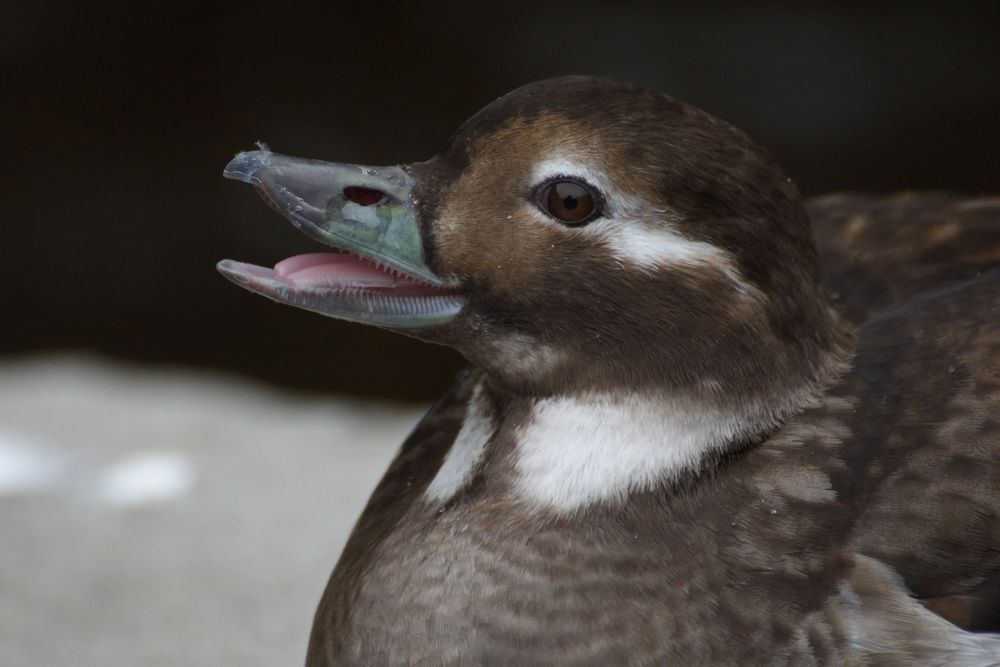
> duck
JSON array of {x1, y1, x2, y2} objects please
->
[{"x1": 218, "y1": 76, "x2": 1000, "y2": 666}]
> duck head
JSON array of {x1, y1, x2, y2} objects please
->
[{"x1": 220, "y1": 77, "x2": 848, "y2": 413}]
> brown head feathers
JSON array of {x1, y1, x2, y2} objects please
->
[{"x1": 410, "y1": 76, "x2": 850, "y2": 421}]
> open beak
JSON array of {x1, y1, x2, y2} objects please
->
[{"x1": 217, "y1": 148, "x2": 463, "y2": 329}]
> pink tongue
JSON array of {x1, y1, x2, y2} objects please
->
[{"x1": 274, "y1": 253, "x2": 410, "y2": 288}]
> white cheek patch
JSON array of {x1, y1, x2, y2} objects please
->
[
  {"x1": 487, "y1": 333, "x2": 565, "y2": 380},
  {"x1": 425, "y1": 383, "x2": 495, "y2": 503},
  {"x1": 513, "y1": 393, "x2": 746, "y2": 513}
]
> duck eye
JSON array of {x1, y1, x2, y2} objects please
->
[{"x1": 540, "y1": 180, "x2": 597, "y2": 225}]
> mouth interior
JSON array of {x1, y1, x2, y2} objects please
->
[
  {"x1": 218, "y1": 246, "x2": 463, "y2": 328},
  {"x1": 266, "y1": 251, "x2": 454, "y2": 296}
]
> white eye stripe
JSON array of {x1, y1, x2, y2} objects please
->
[
  {"x1": 583, "y1": 218, "x2": 731, "y2": 270},
  {"x1": 532, "y1": 157, "x2": 754, "y2": 290}
]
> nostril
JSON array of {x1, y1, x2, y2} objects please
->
[{"x1": 343, "y1": 186, "x2": 388, "y2": 206}]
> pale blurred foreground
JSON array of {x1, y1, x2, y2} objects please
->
[{"x1": 0, "y1": 355, "x2": 419, "y2": 666}]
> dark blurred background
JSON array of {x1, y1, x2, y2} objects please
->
[{"x1": 5, "y1": 2, "x2": 999, "y2": 399}]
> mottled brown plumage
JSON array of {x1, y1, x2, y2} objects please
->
[
  {"x1": 309, "y1": 239, "x2": 1000, "y2": 662},
  {"x1": 222, "y1": 77, "x2": 1000, "y2": 665},
  {"x1": 813, "y1": 193, "x2": 1000, "y2": 632}
]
